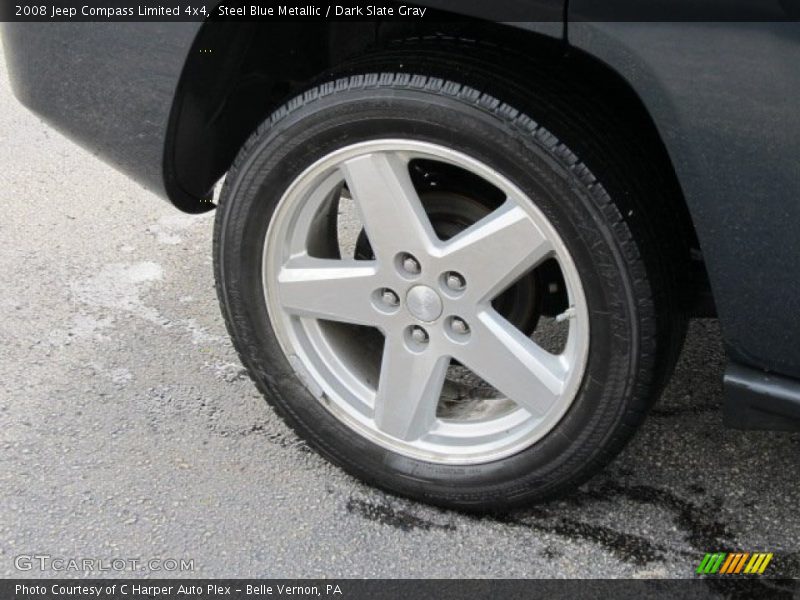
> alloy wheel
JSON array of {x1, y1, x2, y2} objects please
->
[{"x1": 263, "y1": 139, "x2": 589, "y2": 464}]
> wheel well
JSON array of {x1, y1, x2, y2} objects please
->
[
  {"x1": 166, "y1": 16, "x2": 711, "y2": 314},
  {"x1": 166, "y1": 17, "x2": 555, "y2": 210}
]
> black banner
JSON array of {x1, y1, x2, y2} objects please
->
[
  {"x1": 1, "y1": 1, "x2": 557, "y2": 23},
  {"x1": 1, "y1": 0, "x2": 800, "y2": 22},
  {"x1": 2, "y1": 579, "x2": 800, "y2": 600}
]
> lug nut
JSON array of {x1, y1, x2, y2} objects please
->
[
  {"x1": 410, "y1": 326, "x2": 429, "y2": 344},
  {"x1": 381, "y1": 289, "x2": 399, "y2": 307},
  {"x1": 450, "y1": 317, "x2": 469, "y2": 335},
  {"x1": 445, "y1": 271, "x2": 466, "y2": 291},
  {"x1": 401, "y1": 254, "x2": 421, "y2": 275}
]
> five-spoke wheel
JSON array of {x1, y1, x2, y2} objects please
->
[
  {"x1": 214, "y1": 68, "x2": 676, "y2": 509},
  {"x1": 264, "y1": 141, "x2": 589, "y2": 463}
]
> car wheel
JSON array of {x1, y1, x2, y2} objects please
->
[{"x1": 213, "y1": 71, "x2": 671, "y2": 510}]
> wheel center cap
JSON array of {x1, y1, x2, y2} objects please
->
[{"x1": 406, "y1": 285, "x2": 443, "y2": 323}]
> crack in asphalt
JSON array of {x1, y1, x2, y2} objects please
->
[
  {"x1": 498, "y1": 510, "x2": 667, "y2": 566},
  {"x1": 557, "y1": 480, "x2": 735, "y2": 553},
  {"x1": 346, "y1": 497, "x2": 456, "y2": 532},
  {"x1": 344, "y1": 478, "x2": 795, "y2": 580}
]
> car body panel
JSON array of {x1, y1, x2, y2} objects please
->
[
  {"x1": 1, "y1": 22, "x2": 202, "y2": 208},
  {"x1": 568, "y1": 21, "x2": 800, "y2": 378}
]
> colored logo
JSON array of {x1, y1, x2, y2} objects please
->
[{"x1": 696, "y1": 552, "x2": 773, "y2": 575}]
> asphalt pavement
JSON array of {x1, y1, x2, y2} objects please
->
[{"x1": 1, "y1": 44, "x2": 799, "y2": 583}]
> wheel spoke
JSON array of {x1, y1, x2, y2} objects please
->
[
  {"x1": 277, "y1": 257, "x2": 381, "y2": 326},
  {"x1": 373, "y1": 335, "x2": 449, "y2": 441},
  {"x1": 440, "y1": 199, "x2": 552, "y2": 302},
  {"x1": 340, "y1": 151, "x2": 437, "y2": 262},
  {"x1": 455, "y1": 310, "x2": 567, "y2": 417}
]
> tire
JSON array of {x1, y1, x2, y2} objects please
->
[{"x1": 214, "y1": 68, "x2": 676, "y2": 511}]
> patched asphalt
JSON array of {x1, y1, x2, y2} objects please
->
[{"x1": 1, "y1": 45, "x2": 798, "y2": 586}]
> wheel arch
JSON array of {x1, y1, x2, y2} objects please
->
[
  {"x1": 164, "y1": 16, "x2": 562, "y2": 211},
  {"x1": 165, "y1": 15, "x2": 710, "y2": 313}
]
